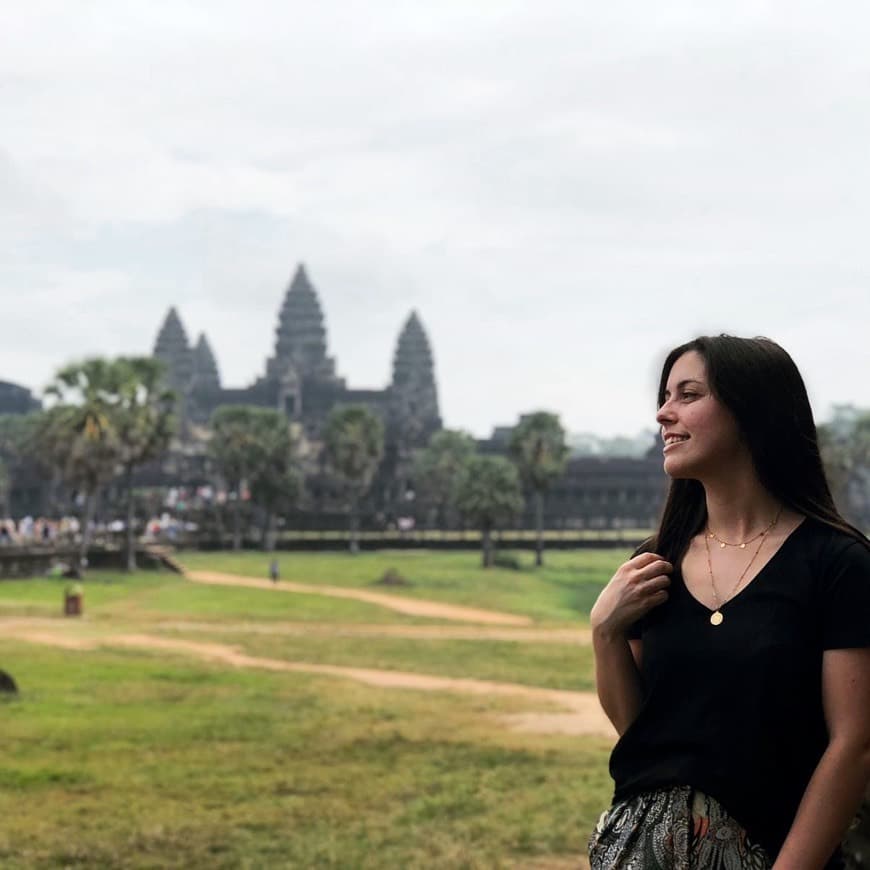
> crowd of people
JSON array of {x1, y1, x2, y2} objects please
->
[
  {"x1": 0, "y1": 516, "x2": 80, "y2": 546},
  {"x1": 0, "y1": 513, "x2": 196, "y2": 548}
]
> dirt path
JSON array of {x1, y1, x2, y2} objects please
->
[
  {"x1": 154, "y1": 620, "x2": 592, "y2": 644},
  {"x1": 2, "y1": 619, "x2": 613, "y2": 738},
  {"x1": 186, "y1": 570, "x2": 533, "y2": 626}
]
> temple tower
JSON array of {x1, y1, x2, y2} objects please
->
[
  {"x1": 191, "y1": 333, "x2": 221, "y2": 392},
  {"x1": 265, "y1": 264, "x2": 337, "y2": 382},
  {"x1": 389, "y1": 311, "x2": 441, "y2": 447},
  {"x1": 153, "y1": 307, "x2": 193, "y2": 395}
]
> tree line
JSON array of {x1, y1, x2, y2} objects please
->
[
  {"x1": 205, "y1": 406, "x2": 572, "y2": 568},
  {"x1": 1, "y1": 355, "x2": 866, "y2": 573},
  {"x1": 0, "y1": 356, "x2": 574, "y2": 570}
]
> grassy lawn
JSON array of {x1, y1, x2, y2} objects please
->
[
  {"x1": 0, "y1": 573, "x2": 430, "y2": 626},
  {"x1": 179, "y1": 548, "x2": 628, "y2": 624},
  {"x1": 159, "y1": 628, "x2": 597, "y2": 693},
  {"x1": 0, "y1": 549, "x2": 623, "y2": 868}
]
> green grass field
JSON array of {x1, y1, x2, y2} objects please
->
[
  {"x1": 179, "y1": 549, "x2": 623, "y2": 624},
  {"x1": 0, "y1": 549, "x2": 625, "y2": 869}
]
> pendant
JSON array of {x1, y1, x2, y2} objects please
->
[
  {"x1": 719, "y1": 542, "x2": 725, "y2": 548},
  {"x1": 710, "y1": 611, "x2": 724, "y2": 626}
]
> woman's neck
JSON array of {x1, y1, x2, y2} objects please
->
[{"x1": 701, "y1": 466, "x2": 782, "y2": 541}]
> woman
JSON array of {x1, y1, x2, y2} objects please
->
[{"x1": 588, "y1": 335, "x2": 870, "y2": 870}]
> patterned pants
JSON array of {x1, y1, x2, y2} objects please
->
[{"x1": 588, "y1": 785, "x2": 773, "y2": 870}]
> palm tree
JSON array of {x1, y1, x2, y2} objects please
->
[
  {"x1": 246, "y1": 411, "x2": 302, "y2": 551},
  {"x1": 42, "y1": 359, "x2": 125, "y2": 568},
  {"x1": 412, "y1": 429, "x2": 476, "y2": 531},
  {"x1": 456, "y1": 455, "x2": 524, "y2": 568},
  {"x1": 509, "y1": 412, "x2": 569, "y2": 567},
  {"x1": 322, "y1": 405, "x2": 384, "y2": 554},
  {"x1": 209, "y1": 406, "x2": 272, "y2": 550},
  {"x1": 113, "y1": 357, "x2": 177, "y2": 570}
]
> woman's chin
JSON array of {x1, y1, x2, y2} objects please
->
[{"x1": 663, "y1": 455, "x2": 697, "y2": 479}]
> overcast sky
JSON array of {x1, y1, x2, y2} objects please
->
[{"x1": 2, "y1": 2, "x2": 869, "y2": 437}]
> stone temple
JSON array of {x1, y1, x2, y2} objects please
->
[
  {"x1": 152, "y1": 264, "x2": 442, "y2": 509},
  {"x1": 149, "y1": 266, "x2": 666, "y2": 530},
  {"x1": 1, "y1": 266, "x2": 667, "y2": 526}
]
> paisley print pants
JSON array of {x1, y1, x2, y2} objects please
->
[{"x1": 588, "y1": 785, "x2": 772, "y2": 870}]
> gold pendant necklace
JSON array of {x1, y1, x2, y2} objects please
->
[
  {"x1": 703, "y1": 507, "x2": 782, "y2": 626},
  {"x1": 707, "y1": 510, "x2": 781, "y2": 549}
]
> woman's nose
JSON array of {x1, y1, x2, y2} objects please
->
[{"x1": 655, "y1": 401, "x2": 676, "y2": 425}]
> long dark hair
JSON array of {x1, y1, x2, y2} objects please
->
[{"x1": 652, "y1": 335, "x2": 868, "y2": 565}]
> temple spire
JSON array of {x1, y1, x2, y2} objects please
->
[
  {"x1": 192, "y1": 333, "x2": 221, "y2": 391},
  {"x1": 153, "y1": 306, "x2": 193, "y2": 393},
  {"x1": 392, "y1": 310, "x2": 435, "y2": 386},
  {"x1": 390, "y1": 310, "x2": 441, "y2": 445},
  {"x1": 266, "y1": 263, "x2": 336, "y2": 381}
]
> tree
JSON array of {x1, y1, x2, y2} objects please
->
[
  {"x1": 112, "y1": 357, "x2": 177, "y2": 570},
  {"x1": 412, "y1": 429, "x2": 476, "y2": 530},
  {"x1": 819, "y1": 408, "x2": 870, "y2": 530},
  {"x1": 456, "y1": 455, "x2": 524, "y2": 568},
  {"x1": 209, "y1": 406, "x2": 272, "y2": 550},
  {"x1": 322, "y1": 405, "x2": 384, "y2": 554},
  {"x1": 246, "y1": 412, "x2": 302, "y2": 551},
  {"x1": 0, "y1": 414, "x2": 35, "y2": 463},
  {"x1": 42, "y1": 359, "x2": 125, "y2": 568},
  {"x1": 31, "y1": 358, "x2": 176, "y2": 569},
  {"x1": 0, "y1": 457, "x2": 9, "y2": 518},
  {"x1": 0, "y1": 412, "x2": 45, "y2": 515},
  {"x1": 509, "y1": 412, "x2": 569, "y2": 566},
  {"x1": 815, "y1": 408, "x2": 870, "y2": 870}
]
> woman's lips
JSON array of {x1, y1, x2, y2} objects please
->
[{"x1": 663, "y1": 435, "x2": 689, "y2": 453}]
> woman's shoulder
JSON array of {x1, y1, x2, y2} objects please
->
[
  {"x1": 797, "y1": 518, "x2": 870, "y2": 649},
  {"x1": 796, "y1": 516, "x2": 870, "y2": 575}
]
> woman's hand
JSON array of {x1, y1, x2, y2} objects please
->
[{"x1": 590, "y1": 551, "x2": 672, "y2": 638}]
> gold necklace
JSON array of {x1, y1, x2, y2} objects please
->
[
  {"x1": 707, "y1": 507, "x2": 782, "y2": 549},
  {"x1": 703, "y1": 508, "x2": 782, "y2": 626}
]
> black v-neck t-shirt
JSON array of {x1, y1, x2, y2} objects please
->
[{"x1": 609, "y1": 518, "x2": 870, "y2": 866}]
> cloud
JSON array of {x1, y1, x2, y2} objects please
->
[{"x1": 1, "y1": 2, "x2": 869, "y2": 434}]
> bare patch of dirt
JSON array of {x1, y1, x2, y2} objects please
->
[
  {"x1": 153, "y1": 620, "x2": 592, "y2": 644},
  {"x1": 0, "y1": 618, "x2": 100, "y2": 649},
  {"x1": 2, "y1": 621, "x2": 613, "y2": 738},
  {"x1": 7, "y1": 630, "x2": 97, "y2": 650},
  {"x1": 186, "y1": 570, "x2": 533, "y2": 626}
]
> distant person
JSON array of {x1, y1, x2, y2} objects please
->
[
  {"x1": 269, "y1": 559, "x2": 279, "y2": 583},
  {"x1": 588, "y1": 335, "x2": 870, "y2": 870}
]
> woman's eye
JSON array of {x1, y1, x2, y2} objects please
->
[{"x1": 680, "y1": 392, "x2": 697, "y2": 400}]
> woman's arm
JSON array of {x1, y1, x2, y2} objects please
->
[
  {"x1": 773, "y1": 647, "x2": 870, "y2": 869},
  {"x1": 592, "y1": 629, "x2": 643, "y2": 736},
  {"x1": 590, "y1": 551, "x2": 670, "y2": 736}
]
